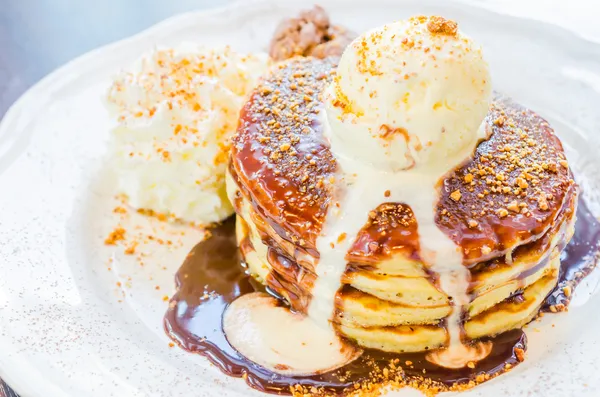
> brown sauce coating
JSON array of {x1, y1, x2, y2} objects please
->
[
  {"x1": 236, "y1": 171, "x2": 577, "y2": 318},
  {"x1": 438, "y1": 96, "x2": 576, "y2": 264},
  {"x1": 265, "y1": 247, "x2": 316, "y2": 312},
  {"x1": 230, "y1": 58, "x2": 576, "y2": 266},
  {"x1": 347, "y1": 203, "x2": 421, "y2": 264},
  {"x1": 470, "y1": 186, "x2": 577, "y2": 285},
  {"x1": 231, "y1": 57, "x2": 338, "y2": 255}
]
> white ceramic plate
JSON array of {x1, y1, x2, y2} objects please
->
[{"x1": 1, "y1": 1, "x2": 600, "y2": 396}]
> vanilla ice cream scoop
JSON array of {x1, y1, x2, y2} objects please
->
[{"x1": 324, "y1": 16, "x2": 491, "y2": 171}]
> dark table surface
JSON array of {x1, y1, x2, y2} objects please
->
[
  {"x1": 0, "y1": 0, "x2": 226, "y2": 119},
  {"x1": 0, "y1": 1, "x2": 227, "y2": 394}
]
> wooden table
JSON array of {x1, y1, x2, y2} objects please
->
[{"x1": 0, "y1": 1, "x2": 226, "y2": 394}]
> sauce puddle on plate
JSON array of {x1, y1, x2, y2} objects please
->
[{"x1": 164, "y1": 199, "x2": 600, "y2": 395}]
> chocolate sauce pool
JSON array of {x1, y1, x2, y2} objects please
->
[
  {"x1": 164, "y1": 199, "x2": 600, "y2": 395},
  {"x1": 543, "y1": 200, "x2": 600, "y2": 310}
]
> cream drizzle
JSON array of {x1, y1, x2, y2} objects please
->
[
  {"x1": 223, "y1": 292, "x2": 361, "y2": 375},
  {"x1": 309, "y1": 112, "x2": 491, "y2": 369},
  {"x1": 224, "y1": 101, "x2": 492, "y2": 375}
]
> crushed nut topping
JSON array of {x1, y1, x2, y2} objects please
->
[
  {"x1": 426, "y1": 16, "x2": 458, "y2": 36},
  {"x1": 450, "y1": 190, "x2": 462, "y2": 202}
]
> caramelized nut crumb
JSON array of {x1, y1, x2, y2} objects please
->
[
  {"x1": 514, "y1": 348, "x2": 525, "y2": 362},
  {"x1": 507, "y1": 201, "x2": 519, "y2": 212},
  {"x1": 450, "y1": 190, "x2": 462, "y2": 201},
  {"x1": 515, "y1": 178, "x2": 528, "y2": 189},
  {"x1": 427, "y1": 16, "x2": 458, "y2": 36}
]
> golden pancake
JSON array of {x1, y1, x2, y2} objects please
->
[{"x1": 227, "y1": 57, "x2": 577, "y2": 354}]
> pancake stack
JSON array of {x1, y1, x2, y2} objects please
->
[{"x1": 226, "y1": 57, "x2": 577, "y2": 353}]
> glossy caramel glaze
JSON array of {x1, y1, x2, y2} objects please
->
[
  {"x1": 437, "y1": 96, "x2": 576, "y2": 264},
  {"x1": 231, "y1": 57, "x2": 338, "y2": 257},
  {"x1": 230, "y1": 58, "x2": 576, "y2": 267},
  {"x1": 265, "y1": 247, "x2": 316, "y2": 312},
  {"x1": 470, "y1": 185, "x2": 577, "y2": 285},
  {"x1": 347, "y1": 203, "x2": 420, "y2": 265}
]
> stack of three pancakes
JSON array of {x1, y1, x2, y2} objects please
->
[{"x1": 226, "y1": 57, "x2": 577, "y2": 354}]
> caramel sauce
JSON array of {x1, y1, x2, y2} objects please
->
[
  {"x1": 231, "y1": 55, "x2": 577, "y2": 269},
  {"x1": 163, "y1": 198, "x2": 600, "y2": 395},
  {"x1": 265, "y1": 247, "x2": 315, "y2": 312},
  {"x1": 347, "y1": 203, "x2": 420, "y2": 264}
]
